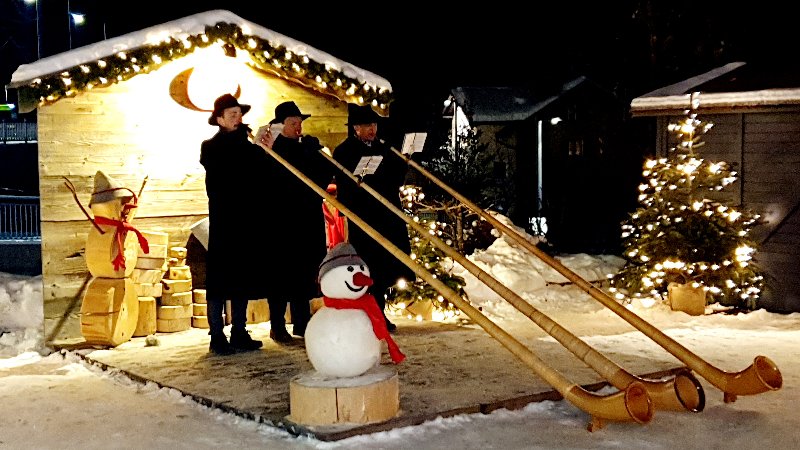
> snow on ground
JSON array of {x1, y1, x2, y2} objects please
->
[{"x1": 2, "y1": 223, "x2": 798, "y2": 449}]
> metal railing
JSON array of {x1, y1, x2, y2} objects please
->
[
  {"x1": 0, "y1": 122, "x2": 38, "y2": 143},
  {"x1": 0, "y1": 196, "x2": 41, "y2": 241}
]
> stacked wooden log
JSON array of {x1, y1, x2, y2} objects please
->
[
  {"x1": 191, "y1": 288, "x2": 210, "y2": 328},
  {"x1": 131, "y1": 230, "x2": 169, "y2": 337},
  {"x1": 157, "y1": 246, "x2": 193, "y2": 332}
]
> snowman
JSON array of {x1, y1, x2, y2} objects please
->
[{"x1": 305, "y1": 242, "x2": 405, "y2": 378}]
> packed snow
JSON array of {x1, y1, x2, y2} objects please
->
[{"x1": 2, "y1": 218, "x2": 798, "y2": 449}]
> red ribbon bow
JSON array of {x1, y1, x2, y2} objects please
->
[
  {"x1": 322, "y1": 201, "x2": 347, "y2": 250},
  {"x1": 323, "y1": 294, "x2": 405, "y2": 364},
  {"x1": 93, "y1": 216, "x2": 150, "y2": 271}
]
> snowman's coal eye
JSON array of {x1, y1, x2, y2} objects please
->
[
  {"x1": 346, "y1": 266, "x2": 355, "y2": 272},
  {"x1": 359, "y1": 265, "x2": 365, "y2": 271}
]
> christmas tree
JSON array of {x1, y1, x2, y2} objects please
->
[
  {"x1": 387, "y1": 184, "x2": 466, "y2": 321},
  {"x1": 610, "y1": 96, "x2": 765, "y2": 310}
]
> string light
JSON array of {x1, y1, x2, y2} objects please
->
[
  {"x1": 610, "y1": 97, "x2": 765, "y2": 310},
  {"x1": 19, "y1": 22, "x2": 394, "y2": 111}
]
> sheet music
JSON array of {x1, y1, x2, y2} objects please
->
[
  {"x1": 354, "y1": 155, "x2": 384, "y2": 177},
  {"x1": 402, "y1": 132, "x2": 427, "y2": 154}
]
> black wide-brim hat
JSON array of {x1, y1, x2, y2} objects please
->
[
  {"x1": 347, "y1": 103, "x2": 384, "y2": 125},
  {"x1": 208, "y1": 93, "x2": 251, "y2": 125},
  {"x1": 269, "y1": 101, "x2": 311, "y2": 124}
]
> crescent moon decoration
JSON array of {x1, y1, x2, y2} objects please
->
[
  {"x1": 169, "y1": 67, "x2": 241, "y2": 112},
  {"x1": 169, "y1": 68, "x2": 203, "y2": 111}
]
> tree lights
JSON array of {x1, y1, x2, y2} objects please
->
[
  {"x1": 387, "y1": 184, "x2": 466, "y2": 321},
  {"x1": 610, "y1": 95, "x2": 765, "y2": 310}
]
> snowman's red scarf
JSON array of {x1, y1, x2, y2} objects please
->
[
  {"x1": 93, "y1": 216, "x2": 150, "y2": 270},
  {"x1": 323, "y1": 294, "x2": 405, "y2": 364}
]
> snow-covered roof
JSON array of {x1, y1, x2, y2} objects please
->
[
  {"x1": 7, "y1": 10, "x2": 393, "y2": 111},
  {"x1": 450, "y1": 77, "x2": 614, "y2": 123},
  {"x1": 630, "y1": 62, "x2": 800, "y2": 116}
]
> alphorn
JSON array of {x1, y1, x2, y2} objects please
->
[
  {"x1": 388, "y1": 142, "x2": 783, "y2": 403},
  {"x1": 321, "y1": 151, "x2": 703, "y2": 413},
  {"x1": 258, "y1": 143, "x2": 654, "y2": 431}
]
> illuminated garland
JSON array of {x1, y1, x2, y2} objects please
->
[{"x1": 21, "y1": 22, "x2": 394, "y2": 110}]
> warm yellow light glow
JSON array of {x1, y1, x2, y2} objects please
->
[{"x1": 187, "y1": 45, "x2": 244, "y2": 111}]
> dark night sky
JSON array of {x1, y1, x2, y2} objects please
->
[{"x1": 2, "y1": 0, "x2": 798, "y2": 127}]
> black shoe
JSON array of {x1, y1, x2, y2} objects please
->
[
  {"x1": 209, "y1": 334, "x2": 234, "y2": 355},
  {"x1": 270, "y1": 328, "x2": 294, "y2": 344},
  {"x1": 292, "y1": 325, "x2": 306, "y2": 338},
  {"x1": 230, "y1": 329, "x2": 263, "y2": 351},
  {"x1": 385, "y1": 319, "x2": 397, "y2": 332}
]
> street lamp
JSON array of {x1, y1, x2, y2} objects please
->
[
  {"x1": 66, "y1": 0, "x2": 85, "y2": 49},
  {"x1": 23, "y1": 0, "x2": 40, "y2": 59}
]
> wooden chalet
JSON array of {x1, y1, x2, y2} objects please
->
[
  {"x1": 446, "y1": 78, "x2": 641, "y2": 254},
  {"x1": 5, "y1": 10, "x2": 393, "y2": 342}
]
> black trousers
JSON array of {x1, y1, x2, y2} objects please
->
[
  {"x1": 207, "y1": 298, "x2": 248, "y2": 336},
  {"x1": 268, "y1": 298, "x2": 311, "y2": 334}
]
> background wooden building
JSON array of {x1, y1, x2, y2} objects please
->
[
  {"x1": 6, "y1": 10, "x2": 394, "y2": 342},
  {"x1": 445, "y1": 78, "x2": 642, "y2": 254},
  {"x1": 630, "y1": 62, "x2": 800, "y2": 313}
]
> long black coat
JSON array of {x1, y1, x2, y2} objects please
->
[
  {"x1": 200, "y1": 127, "x2": 327, "y2": 302},
  {"x1": 266, "y1": 134, "x2": 330, "y2": 300},
  {"x1": 332, "y1": 136, "x2": 414, "y2": 296}
]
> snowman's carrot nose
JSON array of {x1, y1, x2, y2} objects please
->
[{"x1": 353, "y1": 271, "x2": 373, "y2": 287}]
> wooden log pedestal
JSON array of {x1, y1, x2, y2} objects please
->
[
  {"x1": 668, "y1": 282, "x2": 706, "y2": 316},
  {"x1": 289, "y1": 365, "x2": 399, "y2": 426}
]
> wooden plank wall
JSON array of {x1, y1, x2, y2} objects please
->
[
  {"x1": 37, "y1": 55, "x2": 358, "y2": 342},
  {"x1": 656, "y1": 112, "x2": 800, "y2": 312},
  {"x1": 741, "y1": 112, "x2": 800, "y2": 311}
]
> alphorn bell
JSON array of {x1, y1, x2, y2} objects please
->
[
  {"x1": 387, "y1": 142, "x2": 782, "y2": 404},
  {"x1": 257, "y1": 143, "x2": 654, "y2": 431}
]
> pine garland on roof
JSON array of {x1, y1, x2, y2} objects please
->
[{"x1": 21, "y1": 22, "x2": 394, "y2": 110}]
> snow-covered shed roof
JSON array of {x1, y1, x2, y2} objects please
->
[
  {"x1": 450, "y1": 77, "x2": 615, "y2": 123},
  {"x1": 7, "y1": 10, "x2": 393, "y2": 113},
  {"x1": 630, "y1": 61, "x2": 800, "y2": 116}
]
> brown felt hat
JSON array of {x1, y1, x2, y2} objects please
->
[{"x1": 208, "y1": 93, "x2": 251, "y2": 125}]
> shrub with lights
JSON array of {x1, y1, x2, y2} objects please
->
[
  {"x1": 386, "y1": 126, "x2": 506, "y2": 320},
  {"x1": 610, "y1": 96, "x2": 765, "y2": 310},
  {"x1": 386, "y1": 184, "x2": 467, "y2": 321}
]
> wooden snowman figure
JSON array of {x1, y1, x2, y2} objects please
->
[
  {"x1": 289, "y1": 242, "x2": 405, "y2": 426},
  {"x1": 80, "y1": 170, "x2": 148, "y2": 346}
]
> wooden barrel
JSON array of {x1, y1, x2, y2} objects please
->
[
  {"x1": 80, "y1": 277, "x2": 139, "y2": 346},
  {"x1": 289, "y1": 365, "x2": 399, "y2": 426},
  {"x1": 668, "y1": 282, "x2": 706, "y2": 316}
]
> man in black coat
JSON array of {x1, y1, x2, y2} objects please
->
[
  {"x1": 332, "y1": 104, "x2": 414, "y2": 331},
  {"x1": 200, "y1": 94, "x2": 268, "y2": 355},
  {"x1": 257, "y1": 101, "x2": 330, "y2": 344}
]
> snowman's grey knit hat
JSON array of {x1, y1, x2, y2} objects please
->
[{"x1": 318, "y1": 242, "x2": 365, "y2": 281}]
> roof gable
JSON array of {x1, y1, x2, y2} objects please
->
[
  {"x1": 7, "y1": 10, "x2": 393, "y2": 113},
  {"x1": 451, "y1": 77, "x2": 619, "y2": 124},
  {"x1": 631, "y1": 62, "x2": 800, "y2": 116}
]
